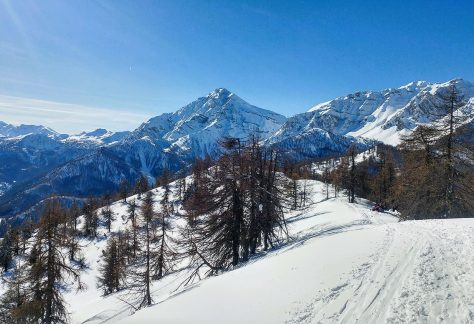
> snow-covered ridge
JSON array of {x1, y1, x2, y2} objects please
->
[
  {"x1": 0, "y1": 121, "x2": 59, "y2": 138},
  {"x1": 292, "y1": 78, "x2": 474, "y2": 145},
  {"x1": 0, "y1": 121, "x2": 130, "y2": 147},
  {"x1": 132, "y1": 87, "x2": 287, "y2": 157},
  {"x1": 65, "y1": 128, "x2": 131, "y2": 145}
]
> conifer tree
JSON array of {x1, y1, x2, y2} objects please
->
[
  {"x1": 19, "y1": 199, "x2": 84, "y2": 323},
  {"x1": 119, "y1": 179, "x2": 130, "y2": 203},
  {"x1": 127, "y1": 199, "x2": 139, "y2": 258},
  {"x1": 183, "y1": 157, "x2": 213, "y2": 227},
  {"x1": 69, "y1": 201, "x2": 81, "y2": 232},
  {"x1": 257, "y1": 148, "x2": 287, "y2": 251},
  {"x1": 0, "y1": 260, "x2": 29, "y2": 323},
  {"x1": 97, "y1": 235, "x2": 127, "y2": 295},
  {"x1": 283, "y1": 161, "x2": 300, "y2": 210},
  {"x1": 322, "y1": 164, "x2": 331, "y2": 199},
  {"x1": 371, "y1": 148, "x2": 396, "y2": 207},
  {"x1": 101, "y1": 194, "x2": 115, "y2": 233},
  {"x1": 19, "y1": 216, "x2": 35, "y2": 255},
  {"x1": 332, "y1": 156, "x2": 349, "y2": 199},
  {"x1": 0, "y1": 227, "x2": 14, "y2": 272},
  {"x1": 134, "y1": 175, "x2": 150, "y2": 199},
  {"x1": 129, "y1": 191, "x2": 155, "y2": 308},
  {"x1": 397, "y1": 83, "x2": 474, "y2": 218},
  {"x1": 348, "y1": 145, "x2": 357, "y2": 203},
  {"x1": 83, "y1": 197, "x2": 99, "y2": 238},
  {"x1": 182, "y1": 137, "x2": 288, "y2": 279},
  {"x1": 153, "y1": 171, "x2": 176, "y2": 279}
]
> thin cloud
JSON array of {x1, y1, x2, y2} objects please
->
[{"x1": 0, "y1": 94, "x2": 151, "y2": 134}]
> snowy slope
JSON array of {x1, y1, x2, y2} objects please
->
[
  {"x1": 15, "y1": 179, "x2": 469, "y2": 323},
  {"x1": 117, "y1": 184, "x2": 474, "y2": 324}
]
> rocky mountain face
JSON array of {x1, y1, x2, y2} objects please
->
[
  {"x1": 1, "y1": 79, "x2": 473, "y2": 220},
  {"x1": 122, "y1": 88, "x2": 287, "y2": 171}
]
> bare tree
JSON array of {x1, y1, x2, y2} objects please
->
[
  {"x1": 15, "y1": 199, "x2": 84, "y2": 323},
  {"x1": 97, "y1": 234, "x2": 127, "y2": 295},
  {"x1": 181, "y1": 137, "x2": 288, "y2": 282}
]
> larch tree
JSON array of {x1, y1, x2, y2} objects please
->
[
  {"x1": 119, "y1": 179, "x2": 130, "y2": 203},
  {"x1": 0, "y1": 226, "x2": 14, "y2": 272},
  {"x1": 127, "y1": 198, "x2": 139, "y2": 258},
  {"x1": 82, "y1": 197, "x2": 99, "y2": 238},
  {"x1": 18, "y1": 199, "x2": 84, "y2": 323},
  {"x1": 348, "y1": 145, "x2": 357, "y2": 203},
  {"x1": 97, "y1": 234, "x2": 127, "y2": 295},
  {"x1": 134, "y1": 175, "x2": 150, "y2": 199},
  {"x1": 181, "y1": 137, "x2": 288, "y2": 283},
  {"x1": 101, "y1": 194, "x2": 115, "y2": 233},
  {"x1": 153, "y1": 170, "x2": 176, "y2": 280},
  {"x1": 128, "y1": 191, "x2": 156, "y2": 308},
  {"x1": 0, "y1": 259, "x2": 29, "y2": 323}
]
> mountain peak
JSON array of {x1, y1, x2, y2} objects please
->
[
  {"x1": 0, "y1": 122, "x2": 58, "y2": 138},
  {"x1": 208, "y1": 88, "x2": 233, "y2": 99},
  {"x1": 80, "y1": 128, "x2": 109, "y2": 137},
  {"x1": 398, "y1": 80, "x2": 430, "y2": 91}
]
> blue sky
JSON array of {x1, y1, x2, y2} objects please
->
[{"x1": 1, "y1": 0, "x2": 474, "y2": 133}]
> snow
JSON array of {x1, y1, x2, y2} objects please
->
[
  {"x1": 293, "y1": 78, "x2": 474, "y2": 146},
  {"x1": 0, "y1": 121, "x2": 59, "y2": 138},
  {"x1": 9, "y1": 179, "x2": 468, "y2": 323},
  {"x1": 119, "y1": 189, "x2": 474, "y2": 323},
  {"x1": 64, "y1": 129, "x2": 131, "y2": 146},
  {"x1": 0, "y1": 181, "x2": 12, "y2": 197}
]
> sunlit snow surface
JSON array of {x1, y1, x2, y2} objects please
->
[
  {"x1": 26, "y1": 179, "x2": 472, "y2": 324},
  {"x1": 283, "y1": 78, "x2": 474, "y2": 146}
]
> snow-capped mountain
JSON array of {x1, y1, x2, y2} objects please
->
[
  {"x1": 267, "y1": 127, "x2": 375, "y2": 161},
  {"x1": 112, "y1": 88, "x2": 288, "y2": 177},
  {"x1": 275, "y1": 78, "x2": 474, "y2": 145},
  {"x1": 65, "y1": 128, "x2": 132, "y2": 146},
  {"x1": 0, "y1": 121, "x2": 59, "y2": 138},
  {"x1": 85, "y1": 88, "x2": 287, "y2": 178},
  {"x1": 131, "y1": 88, "x2": 287, "y2": 157}
]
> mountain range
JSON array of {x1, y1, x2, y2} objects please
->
[{"x1": 1, "y1": 78, "x2": 473, "y2": 221}]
